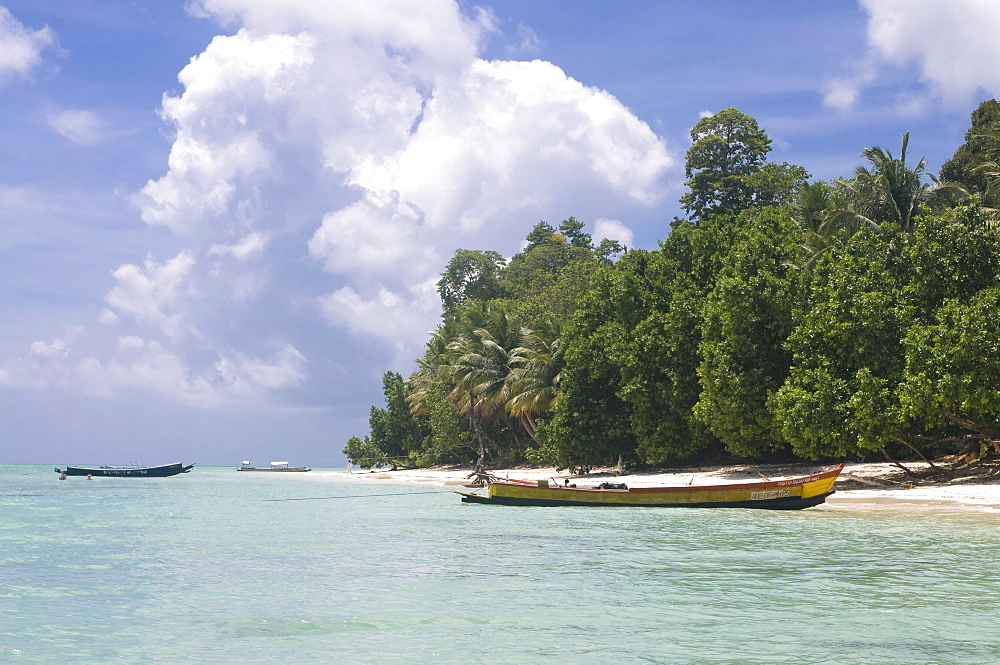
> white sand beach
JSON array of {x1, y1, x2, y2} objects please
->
[{"x1": 346, "y1": 461, "x2": 1000, "y2": 510}]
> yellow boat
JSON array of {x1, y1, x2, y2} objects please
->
[{"x1": 457, "y1": 464, "x2": 844, "y2": 510}]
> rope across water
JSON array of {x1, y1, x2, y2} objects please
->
[{"x1": 264, "y1": 489, "x2": 461, "y2": 501}]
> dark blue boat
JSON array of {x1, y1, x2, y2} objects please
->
[{"x1": 55, "y1": 463, "x2": 194, "y2": 477}]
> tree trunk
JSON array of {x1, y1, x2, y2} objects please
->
[
  {"x1": 944, "y1": 412, "x2": 1000, "y2": 439},
  {"x1": 520, "y1": 413, "x2": 543, "y2": 447},
  {"x1": 469, "y1": 386, "x2": 487, "y2": 473},
  {"x1": 880, "y1": 447, "x2": 916, "y2": 478},
  {"x1": 892, "y1": 436, "x2": 939, "y2": 469}
]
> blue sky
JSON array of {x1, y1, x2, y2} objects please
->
[{"x1": 3, "y1": 0, "x2": 999, "y2": 466}]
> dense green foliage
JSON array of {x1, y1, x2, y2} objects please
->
[
  {"x1": 695, "y1": 208, "x2": 799, "y2": 457},
  {"x1": 940, "y1": 99, "x2": 1000, "y2": 210},
  {"x1": 346, "y1": 104, "x2": 1000, "y2": 471}
]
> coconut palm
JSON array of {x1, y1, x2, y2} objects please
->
[
  {"x1": 406, "y1": 330, "x2": 450, "y2": 418},
  {"x1": 830, "y1": 132, "x2": 966, "y2": 234},
  {"x1": 970, "y1": 129, "x2": 1000, "y2": 222},
  {"x1": 444, "y1": 307, "x2": 526, "y2": 471},
  {"x1": 789, "y1": 180, "x2": 851, "y2": 269},
  {"x1": 506, "y1": 318, "x2": 563, "y2": 445}
]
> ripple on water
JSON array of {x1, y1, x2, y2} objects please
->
[{"x1": 2, "y1": 466, "x2": 999, "y2": 664}]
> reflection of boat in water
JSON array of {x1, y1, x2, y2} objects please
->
[
  {"x1": 457, "y1": 465, "x2": 844, "y2": 510},
  {"x1": 54, "y1": 463, "x2": 195, "y2": 478},
  {"x1": 237, "y1": 461, "x2": 311, "y2": 472}
]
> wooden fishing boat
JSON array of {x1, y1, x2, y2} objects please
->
[
  {"x1": 54, "y1": 463, "x2": 195, "y2": 478},
  {"x1": 237, "y1": 461, "x2": 311, "y2": 472},
  {"x1": 457, "y1": 464, "x2": 844, "y2": 510}
]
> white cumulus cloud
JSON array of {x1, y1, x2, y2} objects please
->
[
  {"x1": 213, "y1": 344, "x2": 308, "y2": 396},
  {"x1": 105, "y1": 252, "x2": 197, "y2": 340},
  {"x1": 594, "y1": 218, "x2": 634, "y2": 249},
  {"x1": 132, "y1": 0, "x2": 672, "y2": 368},
  {"x1": 316, "y1": 278, "x2": 440, "y2": 349},
  {"x1": 30, "y1": 338, "x2": 70, "y2": 359},
  {"x1": 3, "y1": 336, "x2": 307, "y2": 406},
  {"x1": 5, "y1": 0, "x2": 674, "y2": 409},
  {"x1": 0, "y1": 6, "x2": 55, "y2": 79},
  {"x1": 864, "y1": 0, "x2": 1000, "y2": 101},
  {"x1": 828, "y1": 0, "x2": 1000, "y2": 109},
  {"x1": 209, "y1": 231, "x2": 269, "y2": 260}
]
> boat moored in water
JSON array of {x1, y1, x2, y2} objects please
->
[
  {"x1": 457, "y1": 464, "x2": 844, "y2": 510},
  {"x1": 54, "y1": 463, "x2": 195, "y2": 478},
  {"x1": 237, "y1": 461, "x2": 311, "y2": 472}
]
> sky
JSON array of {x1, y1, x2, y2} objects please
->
[{"x1": 3, "y1": 0, "x2": 1000, "y2": 467}]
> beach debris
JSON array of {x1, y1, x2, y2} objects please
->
[
  {"x1": 466, "y1": 470, "x2": 499, "y2": 487},
  {"x1": 840, "y1": 472, "x2": 897, "y2": 488}
]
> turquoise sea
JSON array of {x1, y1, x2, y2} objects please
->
[{"x1": 2, "y1": 465, "x2": 999, "y2": 664}]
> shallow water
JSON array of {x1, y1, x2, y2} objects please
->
[{"x1": 2, "y1": 465, "x2": 999, "y2": 664}]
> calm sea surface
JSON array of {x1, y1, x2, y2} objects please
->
[{"x1": 2, "y1": 465, "x2": 999, "y2": 664}]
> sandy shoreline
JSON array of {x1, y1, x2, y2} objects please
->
[{"x1": 344, "y1": 461, "x2": 1000, "y2": 510}]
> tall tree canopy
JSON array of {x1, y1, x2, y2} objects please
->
[
  {"x1": 680, "y1": 108, "x2": 808, "y2": 221},
  {"x1": 694, "y1": 207, "x2": 799, "y2": 457},
  {"x1": 344, "y1": 370, "x2": 430, "y2": 469},
  {"x1": 347, "y1": 104, "x2": 1000, "y2": 473},
  {"x1": 437, "y1": 249, "x2": 508, "y2": 316},
  {"x1": 940, "y1": 99, "x2": 1000, "y2": 208}
]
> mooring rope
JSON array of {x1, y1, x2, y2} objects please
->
[{"x1": 265, "y1": 489, "x2": 461, "y2": 502}]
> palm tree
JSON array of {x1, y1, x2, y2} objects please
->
[
  {"x1": 406, "y1": 330, "x2": 450, "y2": 418},
  {"x1": 789, "y1": 180, "x2": 850, "y2": 269},
  {"x1": 790, "y1": 134, "x2": 970, "y2": 270},
  {"x1": 408, "y1": 308, "x2": 566, "y2": 468},
  {"x1": 831, "y1": 132, "x2": 966, "y2": 234},
  {"x1": 444, "y1": 307, "x2": 526, "y2": 471},
  {"x1": 506, "y1": 318, "x2": 563, "y2": 445},
  {"x1": 970, "y1": 129, "x2": 1000, "y2": 223}
]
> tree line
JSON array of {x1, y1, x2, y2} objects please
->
[{"x1": 345, "y1": 101, "x2": 1000, "y2": 472}]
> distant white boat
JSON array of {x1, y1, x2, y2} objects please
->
[{"x1": 237, "y1": 460, "x2": 311, "y2": 472}]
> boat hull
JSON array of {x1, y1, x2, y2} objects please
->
[
  {"x1": 460, "y1": 491, "x2": 834, "y2": 510},
  {"x1": 56, "y1": 463, "x2": 194, "y2": 478},
  {"x1": 237, "y1": 467, "x2": 311, "y2": 472},
  {"x1": 458, "y1": 465, "x2": 843, "y2": 510}
]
